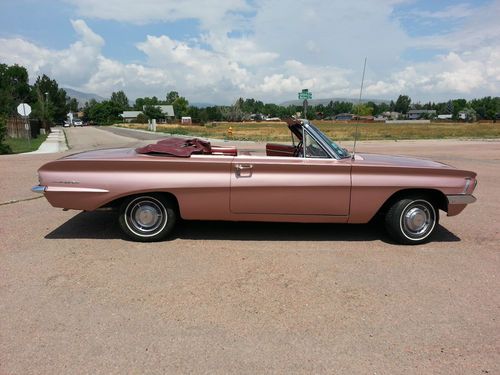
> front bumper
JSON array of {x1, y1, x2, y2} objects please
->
[
  {"x1": 31, "y1": 185, "x2": 46, "y2": 194},
  {"x1": 446, "y1": 194, "x2": 477, "y2": 205}
]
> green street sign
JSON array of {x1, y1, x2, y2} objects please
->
[{"x1": 298, "y1": 92, "x2": 312, "y2": 100}]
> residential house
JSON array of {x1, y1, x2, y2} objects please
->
[
  {"x1": 120, "y1": 105, "x2": 176, "y2": 123},
  {"x1": 408, "y1": 110, "x2": 437, "y2": 120},
  {"x1": 120, "y1": 111, "x2": 143, "y2": 122}
]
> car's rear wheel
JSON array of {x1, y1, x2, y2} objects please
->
[
  {"x1": 118, "y1": 194, "x2": 176, "y2": 242},
  {"x1": 385, "y1": 196, "x2": 438, "y2": 245}
]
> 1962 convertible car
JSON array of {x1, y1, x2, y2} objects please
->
[{"x1": 32, "y1": 119, "x2": 477, "y2": 244}]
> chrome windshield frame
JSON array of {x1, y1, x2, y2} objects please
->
[{"x1": 302, "y1": 120, "x2": 341, "y2": 160}]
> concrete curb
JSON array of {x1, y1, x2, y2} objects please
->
[{"x1": 24, "y1": 127, "x2": 68, "y2": 154}]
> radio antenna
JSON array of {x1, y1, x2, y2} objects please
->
[{"x1": 352, "y1": 57, "x2": 367, "y2": 160}]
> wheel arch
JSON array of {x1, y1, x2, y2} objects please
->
[
  {"x1": 376, "y1": 188, "x2": 447, "y2": 218},
  {"x1": 99, "y1": 191, "x2": 181, "y2": 216}
]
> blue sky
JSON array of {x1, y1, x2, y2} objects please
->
[{"x1": 0, "y1": 0, "x2": 498, "y2": 104}]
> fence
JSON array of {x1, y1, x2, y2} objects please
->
[{"x1": 6, "y1": 117, "x2": 42, "y2": 139}]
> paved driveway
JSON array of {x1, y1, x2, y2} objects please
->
[{"x1": 1, "y1": 127, "x2": 498, "y2": 374}]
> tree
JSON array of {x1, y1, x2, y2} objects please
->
[
  {"x1": 84, "y1": 99, "x2": 123, "y2": 124},
  {"x1": 332, "y1": 101, "x2": 353, "y2": 115},
  {"x1": 31, "y1": 74, "x2": 69, "y2": 130},
  {"x1": 0, "y1": 64, "x2": 31, "y2": 117},
  {"x1": 134, "y1": 96, "x2": 160, "y2": 110},
  {"x1": 173, "y1": 96, "x2": 189, "y2": 118},
  {"x1": 376, "y1": 102, "x2": 390, "y2": 115},
  {"x1": 366, "y1": 101, "x2": 379, "y2": 115},
  {"x1": 394, "y1": 95, "x2": 411, "y2": 114},
  {"x1": 460, "y1": 107, "x2": 477, "y2": 122},
  {"x1": 143, "y1": 105, "x2": 164, "y2": 120},
  {"x1": 352, "y1": 103, "x2": 373, "y2": 116},
  {"x1": 110, "y1": 90, "x2": 129, "y2": 110},
  {"x1": 469, "y1": 96, "x2": 499, "y2": 120},
  {"x1": 67, "y1": 97, "x2": 79, "y2": 112},
  {"x1": 136, "y1": 113, "x2": 148, "y2": 123},
  {"x1": 166, "y1": 91, "x2": 179, "y2": 104},
  {"x1": 0, "y1": 115, "x2": 11, "y2": 154}
]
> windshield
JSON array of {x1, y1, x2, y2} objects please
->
[{"x1": 307, "y1": 123, "x2": 350, "y2": 159}]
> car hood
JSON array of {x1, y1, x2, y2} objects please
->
[{"x1": 354, "y1": 153, "x2": 453, "y2": 169}]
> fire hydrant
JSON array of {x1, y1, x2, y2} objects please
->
[{"x1": 227, "y1": 126, "x2": 233, "y2": 137}]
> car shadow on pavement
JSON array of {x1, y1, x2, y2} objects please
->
[
  {"x1": 45, "y1": 211, "x2": 461, "y2": 244},
  {"x1": 176, "y1": 220, "x2": 460, "y2": 243}
]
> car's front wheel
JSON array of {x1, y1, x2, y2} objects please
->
[
  {"x1": 118, "y1": 194, "x2": 177, "y2": 242},
  {"x1": 385, "y1": 196, "x2": 438, "y2": 245}
]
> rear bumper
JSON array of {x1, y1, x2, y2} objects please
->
[
  {"x1": 31, "y1": 185, "x2": 46, "y2": 194},
  {"x1": 447, "y1": 194, "x2": 476, "y2": 205}
]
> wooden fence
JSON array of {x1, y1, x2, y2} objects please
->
[{"x1": 6, "y1": 117, "x2": 42, "y2": 139}]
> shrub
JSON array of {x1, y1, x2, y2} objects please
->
[
  {"x1": 0, "y1": 116, "x2": 12, "y2": 154},
  {"x1": 136, "y1": 113, "x2": 148, "y2": 123}
]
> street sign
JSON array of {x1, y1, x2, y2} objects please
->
[
  {"x1": 298, "y1": 89, "x2": 312, "y2": 100},
  {"x1": 17, "y1": 103, "x2": 32, "y2": 117}
]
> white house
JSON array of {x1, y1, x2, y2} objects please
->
[
  {"x1": 408, "y1": 110, "x2": 436, "y2": 120},
  {"x1": 120, "y1": 105, "x2": 176, "y2": 123},
  {"x1": 120, "y1": 111, "x2": 143, "y2": 122},
  {"x1": 144, "y1": 105, "x2": 175, "y2": 118}
]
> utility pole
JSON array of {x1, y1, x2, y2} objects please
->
[{"x1": 44, "y1": 91, "x2": 49, "y2": 132}]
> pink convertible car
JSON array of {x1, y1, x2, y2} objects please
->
[{"x1": 32, "y1": 120, "x2": 477, "y2": 244}]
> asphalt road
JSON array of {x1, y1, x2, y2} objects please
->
[{"x1": 1, "y1": 126, "x2": 499, "y2": 374}]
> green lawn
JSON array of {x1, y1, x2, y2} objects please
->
[{"x1": 5, "y1": 134, "x2": 48, "y2": 154}]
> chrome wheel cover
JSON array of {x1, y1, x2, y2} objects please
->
[
  {"x1": 124, "y1": 197, "x2": 168, "y2": 237},
  {"x1": 400, "y1": 200, "x2": 436, "y2": 241}
]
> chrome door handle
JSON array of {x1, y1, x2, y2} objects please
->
[
  {"x1": 235, "y1": 164, "x2": 253, "y2": 170},
  {"x1": 235, "y1": 164, "x2": 253, "y2": 177}
]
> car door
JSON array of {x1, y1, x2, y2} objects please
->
[{"x1": 230, "y1": 132, "x2": 351, "y2": 216}]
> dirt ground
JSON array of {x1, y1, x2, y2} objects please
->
[{"x1": 1, "y1": 126, "x2": 499, "y2": 374}]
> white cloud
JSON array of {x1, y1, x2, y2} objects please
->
[
  {"x1": 65, "y1": 0, "x2": 252, "y2": 34},
  {"x1": 136, "y1": 35, "x2": 251, "y2": 89},
  {"x1": 364, "y1": 46, "x2": 500, "y2": 100},
  {"x1": 411, "y1": 1, "x2": 500, "y2": 51},
  {"x1": 1, "y1": 0, "x2": 499, "y2": 103},
  {"x1": 0, "y1": 19, "x2": 102, "y2": 86}
]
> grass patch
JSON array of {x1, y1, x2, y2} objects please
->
[
  {"x1": 5, "y1": 134, "x2": 48, "y2": 154},
  {"x1": 115, "y1": 121, "x2": 500, "y2": 142}
]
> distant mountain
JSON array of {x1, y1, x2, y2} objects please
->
[
  {"x1": 63, "y1": 88, "x2": 105, "y2": 107},
  {"x1": 280, "y1": 97, "x2": 390, "y2": 106}
]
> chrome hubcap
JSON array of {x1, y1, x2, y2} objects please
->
[
  {"x1": 134, "y1": 204, "x2": 160, "y2": 228},
  {"x1": 402, "y1": 202, "x2": 434, "y2": 239},
  {"x1": 125, "y1": 197, "x2": 167, "y2": 236}
]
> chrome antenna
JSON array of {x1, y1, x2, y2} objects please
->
[{"x1": 352, "y1": 57, "x2": 367, "y2": 160}]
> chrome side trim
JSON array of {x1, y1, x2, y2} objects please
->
[
  {"x1": 45, "y1": 186, "x2": 109, "y2": 193},
  {"x1": 447, "y1": 194, "x2": 477, "y2": 205},
  {"x1": 31, "y1": 185, "x2": 46, "y2": 194}
]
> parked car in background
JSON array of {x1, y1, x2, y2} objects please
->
[
  {"x1": 32, "y1": 119, "x2": 477, "y2": 244},
  {"x1": 63, "y1": 120, "x2": 71, "y2": 127},
  {"x1": 73, "y1": 118, "x2": 84, "y2": 126}
]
